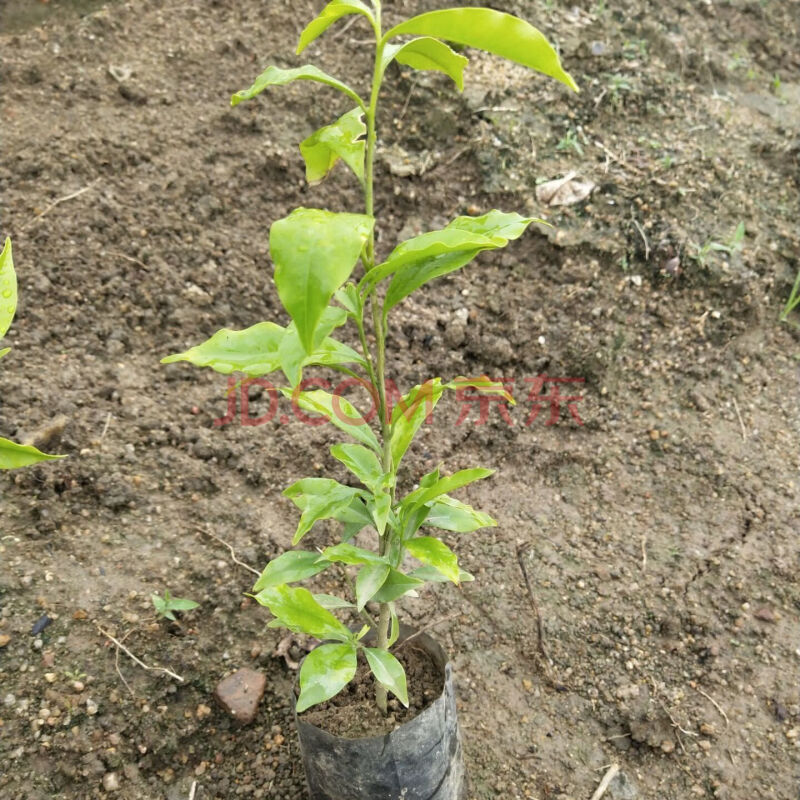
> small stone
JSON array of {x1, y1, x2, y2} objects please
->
[
  {"x1": 698, "y1": 739, "x2": 711, "y2": 751},
  {"x1": 786, "y1": 728, "x2": 798, "y2": 740},
  {"x1": 522, "y1": 679, "x2": 533, "y2": 692},
  {"x1": 661, "y1": 739, "x2": 675, "y2": 753},
  {"x1": 41, "y1": 650, "x2": 55, "y2": 668},
  {"x1": 73, "y1": 609, "x2": 88, "y2": 620},
  {"x1": 0, "y1": 634, "x2": 10, "y2": 647},
  {"x1": 44, "y1": 673, "x2": 57, "y2": 683},
  {"x1": 699, "y1": 723, "x2": 716, "y2": 737},
  {"x1": 753, "y1": 606, "x2": 778, "y2": 623},
  {"x1": 72, "y1": 681, "x2": 85, "y2": 693},
  {"x1": 196, "y1": 703, "x2": 212, "y2": 720},
  {"x1": 86, "y1": 699, "x2": 99, "y2": 716},
  {"x1": 214, "y1": 668, "x2": 267, "y2": 724},
  {"x1": 102, "y1": 772, "x2": 120, "y2": 792}
]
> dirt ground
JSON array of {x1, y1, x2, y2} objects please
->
[{"x1": 1, "y1": 0, "x2": 799, "y2": 798}]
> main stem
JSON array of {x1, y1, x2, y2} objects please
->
[{"x1": 364, "y1": 2, "x2": 392, "y2": 716}]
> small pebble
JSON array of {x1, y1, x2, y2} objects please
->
[
  {"x1": 72, "y1": 681, "x2": 85, "y2": 693},
  {"x1": 102, "y1": 772, "x2": 120, "y2": 792},
  {"x1": 86, "y1": 699, "x2": 99, "y2": 716},
  {"x1": 44, "y1": 673, "x2": 57, "y2": 683},
  {"x1": 0, "y1": 634, "x2": 10, "y2": 647}
]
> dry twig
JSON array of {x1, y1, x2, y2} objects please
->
[
  {"x1": 697, "y1": 688, "x2": 730, "y2": 728},
  {"x1": 22, "y1": 181, "x2": 98, "y2": 229},
  {"x1": 516, "y1": 543, "x2": 552, "y2": 666},
  {"x1": 196, "y1": 527, "x2": 260, "y2": 576},
  {"x1": 632, "y1": 218, "x2": 651, "y2": 260},
  {"x1": 395, "y1": 613, "x2": 461, "y2": 650},
  {"x1": 732, "y1": 398, "x2": 747, "y2": 440},
  {"x1": 96, "y1": 624, "x2": 184, "y2": 683},
  {"x1": 589, "y1": 764, "x2": 620, "y2": 800}
]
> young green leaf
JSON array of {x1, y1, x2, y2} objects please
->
[
  {"x1": 382, "y1": 37, "x2": 468, "y2": 90},
  {"x1": 330, "y1": 443, "x2": 384, "y2": 491},
  {"x1": 364, "y1": 647, "x2": 409, "y2": 707},
  {"x1": 384, "y1": 8, "x2": 578, "y2": 92},
  {"x1": 297, "y1": 0, "x2": 374, "y2": 55},
  {"x1": 253, "y1": 551, "x2": 332, "y2": 593},
  {"x1": 313, "y1": 594, "x2": 355, "y2": 610},
  {"x1": 300, "y1": 108, "x2": 367, "y2": 185},
  {"x1": 284, "y1": 478, "x2": 364, "y2": 545},
  {"x1": 389, "y1": 379, "x2": 444, "y2": 469},
  {"x1": 152, "y1": 591, "x2": 199, "y2": 621},
  {"x1": 333, "y1": 283, "x2": 362, "y2": 317},
  {"x1": 296, "y1": 642, "x2": 358, "y2": 712},
  {"x1": 332, "y1": 496, "x2": 374, "y2": 541},
  {"x1": 0, "y1": 437, "x2": 65, "y2": 470},
  {"x1": 424, "y1": 495, "x2": 497, "y2": 533},
  {"x1": 0, "y1": 237, "x2": 17, "y2": 340},
  {"x1": 409, "y1": 565, "x2": 475, "y2": 583},
  {"x1": 289, "y1": 389, "x2": 381, "y2": 453},
  {"x1": 161, "y1": 321, "x2": 285, "y2": 376},
  {"x1": 321, "y1": 542, "x2": 388, "y2": 567},
  {"x1": 355, "y1": 563, "x2": 390, "y2": 610},
  {"x1": 402, "y1": 468, "x2": 494, "y2": 512},
  {"x1": 387, "y1": 603, "x2": 400, "y2": 647},
  {"x1": 371, "y1": 567, "x2": 424, "y2": 603},
  {"x1": 231, "y1": 65, "x2": 366, "y2": 111},
  {"x1": 270, "y1": 208, "x2": 373, "y2": 353},
  {"x1": 369, "y1": 489, "x2": 392, "y2": 536},
  {"x1": 0, "y1": 348, "x2": 9, "y2": 361},
  {"x1": 405, "y1": 536, "x2": 460, "y2": 584},
  {"x1": 445, "y1": 375, "x2": 516, "y2": 405},
  {"x1": 254, "y1": 584, "x2": 353, "y2": 642}
]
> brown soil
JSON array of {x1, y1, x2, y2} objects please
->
[
  {"x1": 1, "y1": 0, "x2": 799, "y2": 799},
  {"x1": 300, "y1": 643, "x2": 443, "y2": 738}
]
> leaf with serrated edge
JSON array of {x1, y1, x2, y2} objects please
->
[
  {"x1": 384, "y1": 8, "x2": 578, "y2": 92},
  {"x1": 364, "y1": 647, "x2": 409, "y2": 707},
  {"x1": 296, "y1": 643, "x2": 358, "y2": 712}
]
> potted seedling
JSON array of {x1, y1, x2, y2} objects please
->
[
  {"x1": 0, "y1": 238, "x2": 64, "y2": 470},
  {"x1": 164, "y1": 3, "x2": 576, "y2": 797}
]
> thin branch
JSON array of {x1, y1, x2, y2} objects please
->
[
  {"x1": 107, "y1": 250, "x2": 150, "y2": 271},
  {"x1": 632, "y1": 218, "x2": 650, "y2": 260},
  {"x1": 22, "y1": 181, "x2": 98, "y2": 229},
  {"x1": 95, "y1": 624, "x2": 184, "y2": 682},
  {"x1": 697, "y1": 688, "x2": 730, "y2": 728},
  {"x1": 516, "y1": 544, "x2": 552, "y2": 666},
  {"x1": 196, "y1": 527, "x2": 260, "y2": 576},
  {"x1": 589, "y1": 764, "x2": 620, "y2": 800},
  {"x1": 732, "y1": 398, "x2": 747, "y2": 440},
  {"x1": 641, "y1": 534, "x2": 648, "y2": 572},
  {"x1": 395, "y1": 612, "x2": 461, "y2": 650}
]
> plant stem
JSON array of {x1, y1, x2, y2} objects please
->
[{"x1": 363, "y1": 1, "x2": 392, "y2": 717}]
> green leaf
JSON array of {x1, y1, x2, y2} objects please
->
[
  {"x1": 289, "y1": 389, "x2": 381, "y2": 453},
  {"x1": 372, "y1": 567, "x2": 424, "y2": 603},
  {"x1": 297, "y1": 0, "x2": 374, "y2": 55},
  {"x1": 254, "y1": 584, "x2": 353, "y2": 642},
  {"x1": 284, "y1": 478, "x2": 364, "y2": 545},
  {"x1": 231, "y1": 65, "x2": 366, "y2": 111},
  {"x1": 369, "y1": 489, "x2": 392, "y2": 537},
  {"x1": 409, "y1": 565, "x2": 474, "y2": 583},
  {"x1": 387, "y1": 603, "x2": 400, "y2": 647},
  {"x1": 332, "y1": 496, "x2": 374, "y2": 541},
  {"x1": 278, "y1": 307, "x2": 365, "y2": 386},
  {"x1": 364, "y1": 647, "x2": 409, "y2": 707},
  {"x1": 168, "y1": 596, "x2": 200, "y2": 611},
  {"x1": 313, "y1": 593, "x2": 355, "y2": 610},
  {"x1": 334, "y1": 283, "x2": 362, "y2": 317},
  {"x1": 296, "y1": 642, "x2": 358, "y2": 712},
  {"x1": 321, "y1": 543, "x2": 387, "y2": 567},
  {"x1": 0, "y1": 237, "x2": 17, "y2": 340},
  {"x1": 424, "y1": 495, "x2": 497, "y2": 533},
  {"x1": 0, "y1": 437, "x2": 65, "y2": 470},
  {"x1": 253, "y1": 551, "x2": 331, "y2": 592},
  {"x1": 330, "y1": 443, "x2": 385, "y2": 492},
  {"x1": 445, "y1": 374, "x2": 516, "y2": 405},
  {"x1": 384, "y1": 8, "x2": 578, "y2": 92},
  {"x1": 355, "y1": 563, "x2": 390, "y2": 610},
  {"x1": 382, "y1": 37, "x2": 468, "y2": 90},
  {"x1": 402, "y1": 468, "x2": 494, "y2": 512},
  {"x1": 389, "y1": 379, "x2": 444, "y2": 469},
  {"x1": 300, "y1": 108, "x2": 366, "y2": 185},
  {"x1": 0, "y1": 348, "x2": 10, "y2": 360},
  {"x1": 270, "y1": 208, "x2": 373, "y2": 353},
  {"x1": 405, "y1": 536, "x2": 460, "y2": 584},
  {"x1": 161, "y1": 322, "x2": 285, "y2": 376}
]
